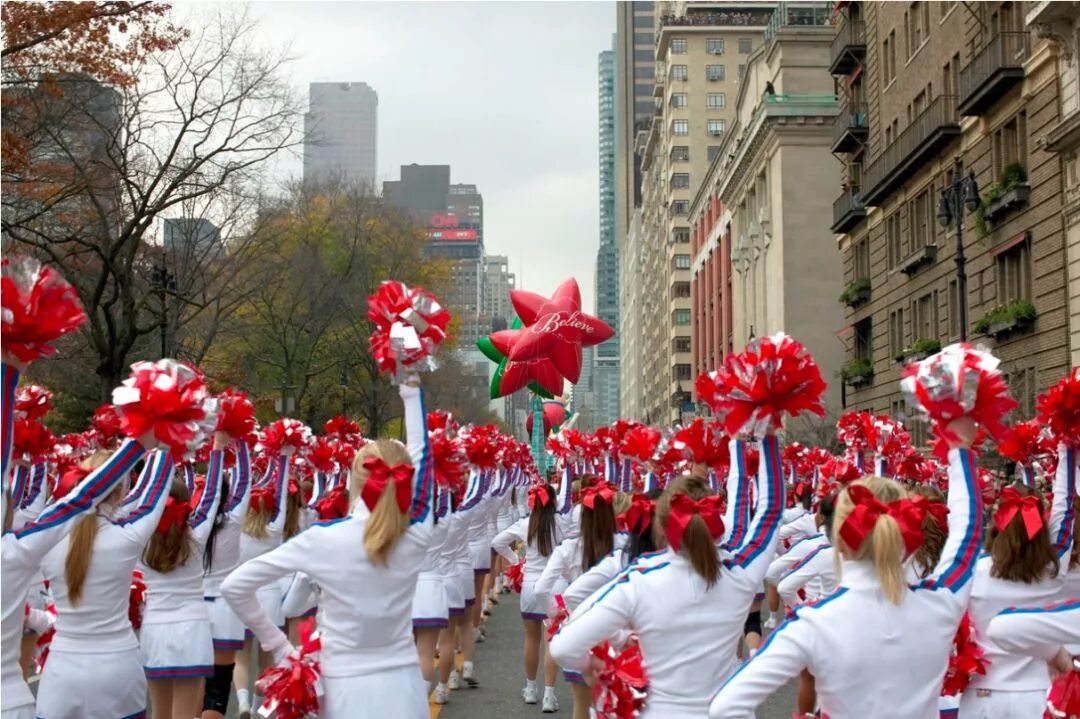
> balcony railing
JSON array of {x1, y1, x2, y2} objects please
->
[
  {"x1": 863, "y1": 95, "x2": 960, "y2": 206},
  {"x1": 831, "y1": 102, "x2": 869, "y2": 153},
  {"x1": 829, "y1": 19, "x2": 866, "y2": 75},
  {"x1": 659, "y1": 9, "x2": 774, "y2": 29},
  {"x1": 958, "y1": 32, "x2": 1030, "y2": 116},
  {"x1": 831, "y1": 188, "x2": 867, "y2": 234}
]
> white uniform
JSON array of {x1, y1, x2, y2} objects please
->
[
  {"x1": 551, "y1": 436, "x2": 784, "y2": 719},
  {"x1": 36, "y1": 449, "x2": 173, "y2": 719},
  {"x1": 492, "y1": 514, "x2": 565, "y2": 621},
  {"x1": 958, "y1": 442, "x2": 1075, "y2": 719},
  {"x1": 438, "y1": 509, "x2": 469, "y2": 615},
  {"x1": 709, "y1": 448, "x2": 985, "y2": 719},
  {"x1": 201, "y1": 441, "x2": 252, "y2": 651},
  {"x1": 1, "y1": 433, "x2": 146, "y2": 719},
  {"x1": 777, "y1": 543, "x2": 838, "y2": 608},
  {"x1": 985, "y1": 597, "x2": 1080, "y2": 657},
  {"x1": 237, "y1": 454, "x2": 290, "y2": 635},
  {"x1": 764, "y1": 532, "x2": 827, "y2": 588},
  {"x1": 138, "y1": 448, "x2": 224, "y2": 680},
  {"x1": 222, "y1": 384, "x2": 434, "y2": 719},
  {"x1": 412, "y1": 486, "x2": 450, "y2": 629}
]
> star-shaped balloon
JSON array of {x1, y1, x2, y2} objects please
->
[
  {"x1": 491, "y1": 329, "x2": 565, "y2": 398},
  {"x1": 507, "y1": 278, "x2": 614, "y2": 384},
  {"x1": 476, "y1": 317, "x2": 557, "y2": 400}
]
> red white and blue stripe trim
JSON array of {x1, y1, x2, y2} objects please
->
[
  {"x1": 114, "y1": 450, "x2": 174, "y2": 527},
  {"x1": 408, "y1": 387, "x2": 433, "y2": 524},
  {"x1": 917, "y1": 449, "x2": 982, "y2": 593},
  {"x1": 726, "y1": 436, "x2": 783, "y2": 569},
  {"x1": 1, "y1": 363, "x2": 20, "y2": 487}
]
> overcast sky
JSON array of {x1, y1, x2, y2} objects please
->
[{"x1": 230, "y1": 1, "x2": 615, "y2": 313}]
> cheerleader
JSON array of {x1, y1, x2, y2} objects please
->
[
  {"x1": 535, "y1": 480, "x2": 621, "y2": 719},
  {"x1": 958, "y1": 438, "x2": 1075, "y2": 718},
  {"x1": 221, "y1": 377, "x2": 433, "y2": 718},
  {"x1": 448, "y1": 469, "x2": 485, "y2": 689},
  {"x1": 140, "y1": 434, "x2": 228, "y2": 719},
  {"x1": 775, "y1": 496, "x2": 838, "y2": 610},
  {"x1": 35, "y1": 446, "x2": 174, "y2": 719},
  {"x1": 708, "y1": 419, "x2": 984, "y2": 719},
  {"x1": 986, "y1": 597, "x2": 1080, "y2": 663},
  {"x1": 433, "y1": 485, "x2": 471, "y2": 703},
  {"x1": 200, "y1": 438, "x2": 252, "y2": 719},
  {"x1": 232, "y1": 447, "x2": 291, "y2": 716},
  {"x1": 492, "y1": 482, "x2": 563, "y2": 710},
  {"x1": 551, "y1": 433, "x2": 782, "y2": 719},
  {"x1": 412, "y1": 484, "x2": 450, "y2": 687}
]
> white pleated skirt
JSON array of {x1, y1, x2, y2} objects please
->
[
  {"x1": 205, "y1": 595, "x2": 245, "y2": 651},
  {"x1": 36, "y1": 647, "x2": 145, "y2": 718},
  {"x1": 140, "y1": 618, "x2": 213, "y2": 679},
  {"x1": 320, "y1": 666, "x2": 427, "y2": 718},
  {"x1": 411, "y1": 575, "x2": 449, "y2": 629}
]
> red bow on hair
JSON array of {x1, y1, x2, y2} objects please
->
[
  {"x1": 54, "y1": 466, "x2": 91, "y2": 500},
  {"x1": 618, "y1": 494, "x2": 654, "y2": 533},
  {"x1": 582, "y1": 483, "x2": 615, "y2": 509},
  {"x1": 156, "y1": 495, "x2": 192, "y2": 536},
  {"x1": 794, "y1": 480, "x2": 811, "y2": 499},
  {"x1": 993, "y1": 486, "x2": 1044, "y2": 540},
  {"x1": 838, "y1": 485, "x2": 926, "y2": 556},
  {"x1": 249, "y1": 485, "x2": 276, "y2": 514},
  {"x1": 360, "y1": 457, "x2": 414, "y2": 513},
  {"x1": 910, "y1": 494, "x2": 949, "y2": 531},
  {"x1": 665, "y1": 493, "x2": 725, "y2": 552},
  {"x1": 315, "y1": 485, "x2": 350, "y2": 521},
  {"x1": 528, "y1": 485, "x2": 551, "y2": 510}
]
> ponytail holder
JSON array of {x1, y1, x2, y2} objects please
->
[
  {"x1": 618, "y1": 494, "x2": 655, "y2": 532},
  {"x1": 156, "y1": 495, "x2": 192, "y2": 535},
  {"x1": 993, "y1": 486, "x2": 1044, "y2": 540},
  {"x1": 910, "y1": 494, "x2": 949, "y2": 531},
  {"x1": 582, "y1": 483, "x2": 615, "y2": 509},
  {"x1": 360, "y1": 457, "x2": 413, "y2": 513},
  {"x1": 665, "y1": 493, "x2": 725, "y2": 552},
  {"x1": 528, "y1": 485, "x2": 551, "y2": 510},
  {"x1": 838, "y1": 485, "x2": 926, "y2": 556}
]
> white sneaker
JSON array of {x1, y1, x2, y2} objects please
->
[
  {"x1": 432, "y1": 685, "x2": 450, "y2": 704},
  {"x1": 474, "y1": 627, "x2": 485, "y2": 643},
  {"x1": 542, "y1": 693, "x2": 559, "y2": 712},
  {"x1": 462, "y1": 664, "x2": 478, "y2": 688},
  {"x1": 237, "y1": 700, "x2": 252, "y2": 719},
  {"x1": 763, "y1": 614, "x2": 778, "y2": 631},
  {"x1": 447, "y1": 670, "x2": 461, "y2": 690},
  {"x1": 523, "y1": 685, "x2": 539, "y2": 704}
]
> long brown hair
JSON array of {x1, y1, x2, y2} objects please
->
[
  {"x1": 655, "y1": 475, "x2": 721, "y2": 588},
  {"x1": 351, "y1": 439, "x2": 412, "y2": 566},
  {"x1": 64, "y1": 450, "x2": 113, "y2": 606},
  {"x1": 580, "y1": 486, "x2": 617, "y2": 572},
  {"x1": 527, "y1": 483, "x2": 558, "y2": 557},
  {"x1": 283, "y1": 482, "x2": 307, "y2": 540},
  {"x1": 986, "y1": 483, "x2": 1060, "y2": 583},
  {"x1": 142, "y1": 478, "x2": 193, "y2": 573},
  {"x1": 910, "y1": 484, "x2": 947, "y2": 580},
  {"x1": 833, "y1": 476, "x2": 908, "y2": 605}
]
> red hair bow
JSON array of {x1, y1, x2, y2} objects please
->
[
  {"x1": 156, "y1": 495, "x2": 192, "y2": 536},
  {"x1": 528, "y1": 485, "x2": 552, "y2": 510},
  {"x1": 838, "y1": 485, "x2": 926, "y2": 556},
  {"x1": 665, "y1": 493, "x2": 725, "y2": 552},
  {"x1": 54, "y1": 465, "x2": 91, "y2": 500},
  {"x1": 910, "y1": 494, "x2": 949, "y2": 531},
  {"x1": 993, "y1": 486, "x2": 1044, "y2": 540},
  {"x1": 249, "y1": 485, "x2": 276, "y2": 514},
  {"x1": 315, "y1": 485, "x2": 350, "y2": 521},
  {"x1": 582, "y1": 483, "x2": 615, "y2": 509},
  {"x1": 618, "y1": 494, "x2": 654, "y2": 533},
  {"x1": 360, "y1": 457, "x2": 414, "y2": 513}
]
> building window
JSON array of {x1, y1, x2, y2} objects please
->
[
  {"x1": 671, "y1": 38, "x2": 688, "y2": 54},
  {"x1": 670, "y1": 145, "x2": 689, "y2": 162},
  {"x1": 672, "y1": 119, "x2": 689, "y2": 135},
  {"x1": 673, "y1": 228, "x2": 690, "y2": 243},
  {"x1": 907, "y1": 185, "x2": 934, "y2": 250},
  {"x1": 670, "y1": 64, "x2": 688, "y2": 81},
  {"x1": 633, "y1": 14, "x2": 652, "y2": 27},
  {"x1": 739, "y1": 38, "x2": 753, "y2": 54},
  {"x1": 707, "y1": 145, "x2": 722, "y2": 162},
  {"x1": 670, "y1": 200, "x2": 690, "y2": 215},
  {"x1": 672, "y1": 282, "x2": 691, "y2": 298},
  {"x1": 706, "y1": 38, "x2": 725, "y2": 55},
  {"x1": 674, "y1": 309, "x2": 692, "y2": 325},
  {"x1": 706, "y1": 93, "x2": 726, "y2": 109},
  {"x1": 885, "y1": 212, "x2": 903, "y2": 268},
  {"x1": 670, "y1": 92, "x2": 688, "y2": 108},
  {"x1": 995, "y1": 238, "x2": 1032, "y2": 303},
  {"x1": 738, "y1": 64, "x2": 746, "y2": 79},
  {"x1": 673, "y1": 336, "x2": 692, "y2": 352},
  {"x1": 854, "y1": 239, "x2": 870, "y2": 279},
  {"x1": 707, "y1": 119, "x2": 726, "y2": 136},
  {"x1": 673, "y1": 254, "x2": 691, "y2": 269},
  {"x1": 882, "y1": 29, "x2": 897, "y2": 86},
  {"x1": 911, "y1": 291, "x2": 938, "y2": 340},
  {"x1": 906, "y1": 2, "x2": 931, "y2": 57},
  {"x1": 854, "y1": 317, "x2": 873, "y2": 362},
  {"x1": 1004, "y1": 365, "x2": 1037, "y2": 418},
  {"x1": 993, "y1": 111, "x2": 1028, "y2": 179},
  {"x1": 706, "y1": 65, "x2": 726, "y2": 81},
  {"x1": 675, "y1": 364, "x2": 693, "y2": 380},
  {"x1": 889, "y1": 308, "x2": 906, "y2": 357},
  {"x1": 670, "y1": 172, "x2": 690, "y2": 189}
]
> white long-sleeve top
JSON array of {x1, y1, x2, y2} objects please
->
[
  {"x1": 11, "y1": 461, "x2": 48, "y2": 530},
  {"x1": 777, "y1": 543, "x2": 837, "y2": 608},
  {"x1": 202, "y1": 441, "x2": 253, "y2": 597},
  {"x1": 765, "y1": 532, "x2": 827, "y2": 585},
  {"x1": 418, "y1": 487, "x2": 450, "y2": 576},
  {"x1": 985, "y1": 597, "x2": 1080, "y2": 661},
  {"x1": 491, "y1": 515, "x2": 563, "y2": 585},
  {"x1": 437, "y1": 508, "x2": 469, "y2": 578},
  {"x1": 222, "y1": 384, "x2": 433, "y2": 677},
  {"x1": 550, "y1": 436, "x2": 784, "y2": 719},
  {"x1": 534, "y1": 532, "x2": 628, "y2": 616},
  {"x1": 238, "y1": 452, "x2": 290, "y2": 564},
  {"x1": 141, "y1": 448, "x2": 224, "y2": 624},
  {"x1": 709, "y1": 447, "x2": 984, "y2": 719},
  {"x1": 1, "y1": 435, "x2": 146, "y2": 713},
  {"x1": 778, "y1": 511, "x2": 818, "y2": 545},
  {"x1": 964, "y1": 440, "x2": 1075, "y2": 693},
  {"x1": 41, "y1": 449, "x2": 174, "y2": 653}
]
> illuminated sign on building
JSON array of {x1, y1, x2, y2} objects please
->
[
  {"x1": 427, "y1": 229, "x2": 477, "y2": 241},
  {"x1": 429, "y1": 212, "x2": 460, "y2": 228}
]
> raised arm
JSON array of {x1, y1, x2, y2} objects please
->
[
  {"x1": 556, "y1": 465, "x2": 573, "y2": 515},
  {"x1": 491, "y1": 516, "x2": 526, "y2": 565},
  {"x1": 190, "y1": 446, "x2": 224, "y2": 546},
  {"x1": 725, "y1": 434, "x2": 784, "y2": 584},
  {"x1": 721, "y1": 438, "x2": 749, "y2": 548},
  {"x1": 916, "y1": 446, "x2": 983, "y2": 598},
  {"x1": 400, "y1": 382, "x2": 432, "y2": 525},
  {"x1": 1048, "y1": 443, "x2": 1076, "y2": 560},
  {"x1": 13, "y1": 461, "x2": 49, "y2": 529},
  {"x1": 114, "y1": 449, "x2": 175, "y2": 545},
  {"x1": 985, "y1": 599, "x2": 1080, "y2": 660},
  {"x1": 10, "y1": 464, "x2": 29, "y2": 509},
  {"x1": 1, "y1": 362, "x2": 20, "y2": 486},
  {"x1": 225, "y1": 439, "x2": 252, "y2": 522},
  {"x1": 549, "y1": 569, "x2": 639, "y2": 674},
  {"x1": 266, "y1": 454, "x2": 290, "y2": 535},
  {"x1": 182, "y1": 463, "x2": 196, "y2": 493}
]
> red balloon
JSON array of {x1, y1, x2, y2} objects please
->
[
  {"x1": 507, "y1": 278, "x2": 614, "y2": 384},
  {"x1": 490, "y1": 329, "x2": 566, "y2": 398},
  {"x1": 526, "y1": 400, "x2": 568, "y2": 437}
]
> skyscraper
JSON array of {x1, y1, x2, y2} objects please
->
[
  {"x1": 482, "y1": 255, "x2": 515, "y2": 331},
  {"x1": 594, "y1": 44, "x2": 621, "y2": 428},
  {"x1": 303, "y1": 82, "x2": 378, "y2": 186},
  {"x1": 614, "y1": 2, "x2": 657, "y2": 248}
]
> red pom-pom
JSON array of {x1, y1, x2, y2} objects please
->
[
  {"x1": 217, "y1": 388, "x2": 257, "y2": 441},
  {"x1": 333, "y1": 441, "x2": 357, "y2": 469},
  {"x1": 836, "y1": 411, "x2": 873, "y2": 452},
  {"x1": 12, "y1": 418, "x2": 55, "y2": 463},
  {"x1": 129, "y1": 569, "x2": 147, "y2": 631},
  {"x1": 697, "y1": 333, "x2": 826, "y2": 436},
  {"x1": 323, "y1": 416, "x2": 362, "y2": 444},
  {"x1": 901, "y1": 343, "x2": 1017, "y2": 447},
  {"x1": 1, "y1": 257, "x2": 87, "y2": 363},
  {"x1": 671, "y1": 419, "x2": 729, "y2": 467},
  {"x1": 591, "y1": 639, "x2": 649, "y2": 719},
  {"x1": 620, "y1": 425, "x2": 661, "y2": 462},
  {"x1": 941, "y1": 612, "x2": 989, "y2": 696},
  {"x1": 997, "y1": 420, "x2": 1051, "y2": 469},
  {"x1": 546, "y1": 593, "x2": 568, "y2": 642},
  {"x1": 1046, "y1": 660, "x2": 1080, "y2": 719},
  {"x1": 258, "y1": 419, "x2": 311, "y2": 455},
  {"x1": 1037, "y1": 368, "x2": 1080, "y2": 448},
  {"x1": 111, "y1": 360, "x2": 212, "y2": 458},
  {"x1": 426, "y1": 410, "x2": 458, "y2": 434},
  {"x1": 32, "y1": 601, "x2": 57, "y2": 674},
  {"x1": 461, "y1": 425, "x2": 499, "y2": 469},
  {"x1": 430, "y1": 429, "x2": 468, "y2": 491},
  {"x1": 307, "y1": 437, "x2": 337, "y2": 474},
  {"x1": 367, "y1": 280, "x2": 450, "y2": 379},
  {"x1": 90, "y1": 404, "x2": 123, "y2": 448},
  {"x1": 505, "y1": 558, "x2": 525, "y2": 594},
  {"x1": 256, "y1": 618, "x2": 322, "y2": 719},
  {"x1": 15, "y1": 385, "x2": 52, "y2": 420}
]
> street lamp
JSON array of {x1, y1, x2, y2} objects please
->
[
  {"x1": 936, "y1": 156, "x2": 980, "y2": 341},
  {"x1": 150, "y1": 262, "x2": 176, "y2": 358},
  {"x1": 339, "y1": 360, "x2": 349, "y2": 416}
]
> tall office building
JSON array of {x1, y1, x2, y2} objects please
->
[
  {"x1": 383, "y1": 164, "x2": 451, "y2": 220},
  {"x1": 482, "y1": 255, "x2": 516, "y2": 331},
  {"x1": 303, "y1": 82, "x2": 378, "y2": 186},
  {"x1": 615, "y1": 1, "x2": 658, "y2": 250},
  {"x1": 162, "y1": 217, "x2": 221, "y2": 254},
  {"x1": 595, "y1": 44, "x2": 621, "y2": 428}
]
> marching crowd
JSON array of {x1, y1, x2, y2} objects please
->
[{"x1": 2, "y1": 257, "x2": 1079, "y2": 719}]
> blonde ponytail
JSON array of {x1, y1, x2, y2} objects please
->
[
  {"x1": 63, "y1": 450, "x2": 113, "y2": 605},
  {"x1": 834, "y1": 476, "x2": 909, "y2": 606},
  {"x1": 351, "y1": 439, "x2": 413, "y2": 566}
]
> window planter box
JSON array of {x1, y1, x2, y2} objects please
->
[
  {"x1": 982, "y1": 183, "x2": 1030, "y2": 224},
  {"x1": 985, "y1": 315, "x2": 1034, "y2": 339},
  {"x1": 841, "y1": 359, "x2": 874, "y2": 389},
  {"x1": 893, "y1": 339, "x2": 941, "y2": 365},
  {"x1": 898, "y1": 245, "x2": 937, "y2": 276},
  {"x1": 839, "y1": 278, "x2": 871, "y2": 308},
  {"x1": 845, "y1": 372, "x2": 873, "y2": 389},
  {"x1": 973, "y1": 299, "x2": 1036, "y2": 340}
]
